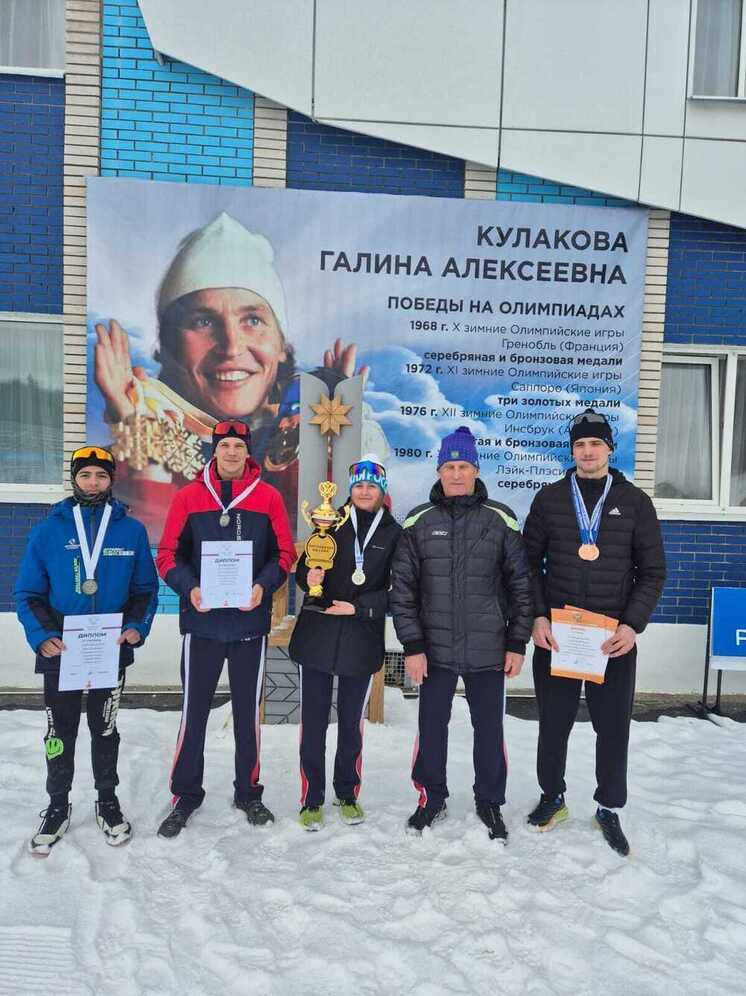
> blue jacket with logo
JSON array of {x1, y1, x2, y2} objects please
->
[{"x1": 14, "y1": 498, "x2": 159, "y2": 674}]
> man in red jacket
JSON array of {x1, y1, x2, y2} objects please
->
[{"x1": 156, "y1": 421, "x2": 296, "y2": 837}]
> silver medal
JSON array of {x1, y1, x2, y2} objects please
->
[
  {"x1": 352, "y1": 568, "x2": 366, "y2": 585},
  {"x1": 219, "y1": 513, "x2": 230, "y2": 527},
  {"x1": 82, "y1": 579, "x2": 98, "y2": 595}
]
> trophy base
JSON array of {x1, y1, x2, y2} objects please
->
[{"x1": 302, "y1": 595, "x2": 333, "y2": 613}]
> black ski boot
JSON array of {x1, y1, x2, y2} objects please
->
[
  {"x1": 406, "y1": 802, "x2": 447, "y2": 836},
  {"x1": 594, "y1": 808, "x2": 630, "y2": 856},
  {"x1": 527, "y1": 793, "x2": 569, "y2": 832},
  {"x1": 235, "y1": 799, "x2": 275, "y2": 826},
  {"x1": 95, "y1": 797, "x2": 132, "y2": 846},
  {"x1": 157, "y1": 802, "x2": 195, "y2": 839},
  {"x1": 29, "y1": 802, "x2": 71, "y2": 857},
  {"x1": 476, "y1": 802, "x2": 508, "y2": 843}
]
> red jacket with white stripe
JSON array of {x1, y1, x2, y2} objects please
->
[{"x1": 156, "y1": 458, "x2": 296, "y2": 641}]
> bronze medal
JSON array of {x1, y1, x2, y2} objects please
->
[{"x1": 578, "y1": 543, "x2": 600, "y2": 561}]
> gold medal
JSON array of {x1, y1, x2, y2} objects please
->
[
  {"x1": 578, "y1": 543, "x2": 600, "y2": 561},
  {"x1": 81, "y1": 578, "x2": 98, "y2": 594}
]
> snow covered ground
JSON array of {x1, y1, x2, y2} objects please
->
[{"x1": 1, "y1": 690, "x2": 745, "y2": 996}]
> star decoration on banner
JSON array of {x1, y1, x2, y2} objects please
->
[{"x1": 309, "y1": 394, "x2": 353, "y2": 436}]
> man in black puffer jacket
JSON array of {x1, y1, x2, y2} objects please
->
[
  {"x1": 522, "y1": 408, "x2": 666, "y2": 856},
  {"x1": 391, "y1": 426, "x2": 533, "y2": 841}
]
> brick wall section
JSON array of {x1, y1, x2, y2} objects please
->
[
  {"x1": 652, "y1": 521, "x2": 746, "y2": 626},
  {"x1": 286, "y1": 112, "x2": 464, "y2": 196},
  {"x1": 101, "y1": 0, "x2": 253, "y2": 184},
  {"x1": 0, "y1": 74, "x2": 64, "y2": 313},
  {"x1": 0, "y1": 504, "x2": 51, "y2": 612},
  {"x1": 1, "y1": 522, "x2": 174, "y2": 615},
  {"x1": 664, "y1": 213, "x2": 746, "y2": 346},
  {"x1": 496, "y1": 169, "x2": 633, "y2": 207}
]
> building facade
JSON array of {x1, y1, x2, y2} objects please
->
[{"x1": 2, "y1": 0, "x2": 745, "y2": 696}]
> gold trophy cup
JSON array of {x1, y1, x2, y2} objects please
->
[{"x1": 300, "y1": 481, "x2": 350, "y2": 610}]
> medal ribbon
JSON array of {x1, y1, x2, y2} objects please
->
[
  {"x1": 73, "y1": 502, "x2": 112, "y2": 586},
  {"x1": 203, "y1": 464, "x2": 260, "y2": 518},
  {"x1": 570, "y1": 473, "x2": 612, "y2": 546},
  {"x1": 350, "y1": 506, "x2": 384, "y2": 574}
]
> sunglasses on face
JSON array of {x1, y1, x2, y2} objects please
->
[
  {"x1": 571, "y1": 412, "x2": 608, "y2": 426},
  {"x1": 72, "y1": 445, "x2": 115, "y2": 464},
  {"x1": 214, "y1": 421, "x2": 250, "y2": 436}
]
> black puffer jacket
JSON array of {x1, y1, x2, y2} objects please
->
[
  {"x1": 522, "y1": 468, "x2": 666, "y2": 632},
  {"x1": 390, "y1": 479, "x2": 533, "y2": 674},
  {"x1": 290, "y1": 504, "x2": 401, "y2": 677}
]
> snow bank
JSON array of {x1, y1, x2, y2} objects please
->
[{"x1": 1, "y1": 690, "x2": 745, "y2": 995}]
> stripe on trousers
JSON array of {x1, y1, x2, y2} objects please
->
[
  {"x1": 501, "y1": 677, "x2": 508, "y2": 774},
  {"x1": 248, "y1": 637, "x2": 266, "y2": 789},
  {"x1": 353, "y1": 676, "x2": 373, "y2": 800},
  {"x1": 169, "y1": 633, "x2": 191, "y2": 806},
  {"x1": 298, "y1": 666, "x2": 309, "y2": 807},
  {"x1": 411, "y1": 733, "x2": 427, "y2": 808}
]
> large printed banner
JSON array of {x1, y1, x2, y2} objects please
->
[{"x1": 87, "y1": 177, "x2": 648, "y2": 539}]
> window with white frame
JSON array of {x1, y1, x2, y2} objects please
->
[
  {"x1": 0, "y1": 0, "x2": 65, "y2": 75},
  {"x1": 655, "y1": 348, "x2": 746, "y2": 511},
  {"x1": 692, "y1": 0, "x2": 746, "y2": 97},
  {"x1": 0, "y1": 316, "x2": 63, "y2": 486}
]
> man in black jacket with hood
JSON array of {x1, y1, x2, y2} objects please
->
[
  {"x1": 391, "y1": 426, "x2": 534, "y2": 841},
  {"x1": 523, "y1": 408, "x2": 666, "y2": 856}
]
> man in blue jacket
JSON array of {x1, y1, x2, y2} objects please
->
[{"x1": 15, "y1": 445, "x2": 158, "y2": 856}]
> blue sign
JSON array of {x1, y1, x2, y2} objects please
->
[{"x1": 710, "y1": 587, "x2": 746, "y2": 671}]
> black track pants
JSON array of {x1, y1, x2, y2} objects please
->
[
  {"x1": 298, "y1": 666, "x2": 372, "y2": 808},
  {"x1": 411, "y1": 665, "x2": 507, "y2": 811},
  {"x1": 43, "y1": 667, "x2": 126, "y2": 802},
  {"x1": 169, "y1": 634, "x2": 266, "y2": 810},
  {"x1": 532, "y1": 645, "x2": 636, "y2": 809}
]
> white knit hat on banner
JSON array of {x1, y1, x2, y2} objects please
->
[{"x1": 156, "y1": 212, "x2": 288, "y2": 331}]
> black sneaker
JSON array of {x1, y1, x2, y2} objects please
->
[
  {"x1": 406, "y1": 802, "x2": 447, "y2": 836},
  {"x1": 95, "y1": 797, "x2": 132, "y2": 847},
  {"x1": 476, "y1": 802, "x2": 508, "y2": 843},
  {"x1": 28, "y1": 803, "x2": 71, "y2": 857},
  {"x1": 594, "y1": 808, "x2": 630, "y2": 856},
  {"x1": 234, "y1": 799, "x2": 275, "y2": 826},
  {"x1": 527, "y1": 793, "x2": 569, "y2": 831},
  {"x1": 157, "y1": 803, "x2": 194, "y2": 839}
]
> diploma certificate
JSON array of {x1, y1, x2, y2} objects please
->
[
  {"x1": 200, "y1": 540, "x2": 253, "y2": 609},
  {"x1": 59, "y1": 613, "x2": 123, "y2": 691},
  {"x1": 550, "y1": 607, "x2": 618, "y2": 685}
]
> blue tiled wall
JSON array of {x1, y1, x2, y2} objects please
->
[
  {"x1": 0, "y1": 74, "x2": 63, "y2": 313},
  {"x1": 652, "y1": 522, "x2": 746, "y2": 626},
  {"x1": 286, "y1": 112, "x2": 464, "y2": 196},
  {"x1": 101, "y1": 0, "x2": 253, "y2": 184},
  {"x1": 0, "y1": 504, "x2": 52, "y2": 612},
  {"x1": 664, "y1": 213, "x2": 746, "y2": 346},
  {"x1": 496, "y1": 170, "x2": 634, "y2": 208}
]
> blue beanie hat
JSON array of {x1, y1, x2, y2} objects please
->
[
  {"x1": 437, "y1": 426, "x2": 479, "y2": 469},
  {"x1": 349, "y1": 453, "x2": 388, "y2": 494}
]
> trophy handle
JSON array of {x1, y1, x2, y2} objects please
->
[
  {"x1": 300, "y1": 500, "x2": 313, "y2": 528},
  {"x1": 334, "y1": 504, "x2": 351, "y2": 531}
]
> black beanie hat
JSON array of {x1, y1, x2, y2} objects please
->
[
  {"x1": 569, "y1": 408, "x2": 614, "y2": 451},
  {"x1": 211, "y1": 421, "x2": 251, "y2": 455},
  {"x1": 70, "y1": 446, "x2": 116, "y2": 482}
]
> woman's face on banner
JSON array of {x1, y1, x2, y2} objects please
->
[{"x1": 160, "y1": 287, "x2": 287, "y2": 419}]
